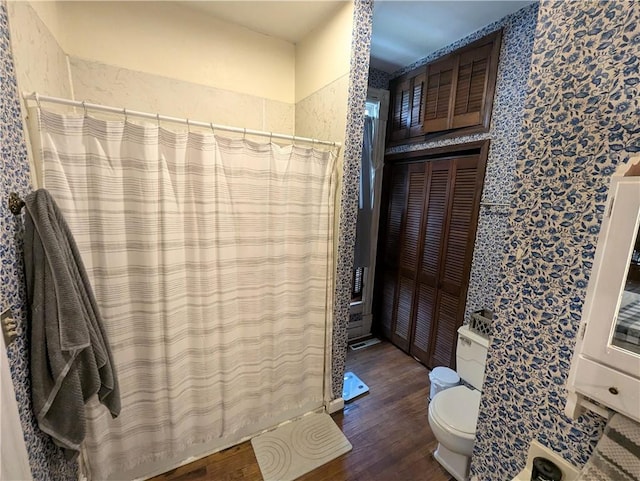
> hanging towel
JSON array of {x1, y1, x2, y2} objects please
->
[
  {"x1": 23, "y1": 189, "x2": 120, "y2": 460},
  {"x1": 577, "y1": 413, "x2": 640, "y2": 481}
]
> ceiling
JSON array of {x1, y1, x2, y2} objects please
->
[
  {"x1": 181, "y1": 1, "x2": 345, "y2": 44},
  {"x1": 181, "y1": 1, "x2": 533, "y2": 74},
  {"x1": 371, "y1": 1, "x2": 533, "y2": 73}
]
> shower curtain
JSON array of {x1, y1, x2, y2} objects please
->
[{"x1": 34, "y1": 109, "x2": 337, "y2": 480}]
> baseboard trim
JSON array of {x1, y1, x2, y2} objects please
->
[{"x1": 326, "y1": 398, "x2": 344, "y2": 414}]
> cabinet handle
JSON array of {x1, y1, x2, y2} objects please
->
[{"x1": 609, "y1": 387, "x2": 619, "y2": 395}]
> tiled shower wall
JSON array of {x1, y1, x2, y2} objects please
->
[
  {"x1": 0, "y1": 1, "x2": 76, "y2": 479},
  {"x1": 471, "y1": 0, "x2": 640, "y2": 478}
]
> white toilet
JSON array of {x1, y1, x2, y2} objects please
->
[{"x1": 428, "y1": 325, "x2": 489, "y2": 481}]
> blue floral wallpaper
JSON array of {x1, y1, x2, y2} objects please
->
[
  {"x1": 0, "y1": 1, "x2": 77, "y2": 479},
  {"x1": 367, "y1": 66, "x2": 391, "y2": 90},
  {"x1": 471, "y1": 1, "x2": 640, "y2": 479},
  {"x1": 387, "y1": 3, "x2": 539, "y2": 328},
  {"x1": 332, "y1": 0, "x2": 373, "y2": 399}
]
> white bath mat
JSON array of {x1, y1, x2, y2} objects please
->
[
  {"x1": 342, "y1": 371, "x2": 369, "y2": 402},
  {"x1": 251, "y1": 412, "x2": 352, "y2": 481}
]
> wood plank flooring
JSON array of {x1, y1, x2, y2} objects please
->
[{"x1": 151, "y1": 341, "x2": 454, "y2": 481}]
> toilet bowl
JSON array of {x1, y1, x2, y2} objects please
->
[
  {"x1": 427, "y1": 326, "x2": 489, "y2": 481},
  {"x1": 428, "y1": 385, "x2": 480, "y2": 457}
]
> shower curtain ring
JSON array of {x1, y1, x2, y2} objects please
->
[
  {"x1": 82, "y1": 101, "x2": 88, "y2": 117},
  {"x1": 35, "y1": 93, "x2": 41, "y2": 110},
  {"x1": 210, "y1": 122, "x2": 215, "y2": 135},
  {"x1": 156, "y1": 113, "x2": 161, "y2": 127},
  {"x1": 186, "y1": 118, "x2": 191, "y2": 132},
  {"x1": 243, "y1": 128, "x2": 247, "y2": 140},
  {"x1": 123, "y1": 108, "x2": 128, "y2": 122}
]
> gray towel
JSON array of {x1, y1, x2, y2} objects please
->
[
  {"x1": 23, "y1": 189, "x2": 120, "y2": 460},
  {"x1": 578, "y1": 413, "x2": 640, "y2": 481}
]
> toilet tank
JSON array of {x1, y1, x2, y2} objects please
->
[{"x1": 456, "y1": 325, "x2": 490, "y2": 391}]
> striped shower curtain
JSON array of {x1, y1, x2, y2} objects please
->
[{"x1": 34, "y1": 110, "x2": 337, "y2": 480}]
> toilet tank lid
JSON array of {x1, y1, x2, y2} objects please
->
[
  {"x1": 458, "y1": 324, "x2": 490, "y2": 348},
  {"x1": 430, "y1": 366, "x2": 460, "y2": 384}
]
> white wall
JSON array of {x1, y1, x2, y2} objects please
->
[
  {"x1": 48, "y1": 1, "x2": 295, "y2": 104},
  {"x1": 295, "y1": 2, "x2": 354, "y2": 103},
  {"x1": 8, "y1": 1, "x2": 298, "y2": 134},
  {"x1": 69, "y1": 57, "x2": 295, "y2": 133},
  {"x1": 7, "y1": 2, "x2": 70, "y2": 99}
]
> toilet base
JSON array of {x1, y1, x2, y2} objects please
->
[{"x1": 433, "y1": 443, "x2": 470, "y2": 481}]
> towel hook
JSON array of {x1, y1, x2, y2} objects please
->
[{"x1": 8, "y1": 192, "x2": 25, "y2": 215}]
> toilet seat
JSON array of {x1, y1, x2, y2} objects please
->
[{"x1": 430, "y1": 385, "x2": 481, "y2": 438}]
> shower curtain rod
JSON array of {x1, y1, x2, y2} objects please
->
[{"x1": 23, "y1": 92, "x2": 342, "y2": 148}]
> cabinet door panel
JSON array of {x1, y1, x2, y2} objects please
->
[
  {"x1": 452, "y1": 43, "x2": 493, "y2": 129},
  {"x1": 409, "y1": 72, "x2": 426, "y2": 137},
  {"x1": 423, "y1": 58, "x2": 456, "y2": 133},
  {"x1": 390, "y1": 78, "x2": 412, "y2": 142}
]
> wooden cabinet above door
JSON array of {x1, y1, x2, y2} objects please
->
[
  {"x1": 389, "y1": 68, "x2": 427, "y2": 142},
  {"x1": 388, "y1": 31, "x2": 502, "y2": 145}
]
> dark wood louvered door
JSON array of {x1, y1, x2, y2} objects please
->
[
  {"x1": 425, "y1": 155, "x2": 483, "y2": 367},
  {"x1": 392, "y1": 164, "x2": 427, "y2": 351},
  {"x1": 376, "y1": 144, "x2": 487, "y2": 369},
  {"x1": 409, "y1": 160, "x2": 450, "y2": 364},
  {"x1": 379, "y1": 164, "x2": 409, "y2": 340}
]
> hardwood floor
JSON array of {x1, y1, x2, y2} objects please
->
[{"x1": 151, "y1": 341, "x2": 454, "y2": 481}]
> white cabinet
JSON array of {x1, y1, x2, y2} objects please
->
[{"x1": 566, "y1": 163, "x2": 640, "y2": 423}]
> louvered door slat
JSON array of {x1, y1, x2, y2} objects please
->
[
  {"x1": 441, "y1": 163, "x2": 479, "y2": 295},
  {"x1": 380, "y1": 271, "x2": 397, "y2": 339},
  {"x1": 411, "y1": 283, "x2": 436, "y2": 362},
  {"x1": 390, "y1": 78, "x2": 412, "y2": 141},
  {"x1": 452, "y1": 43, "x2": 493, "y2": 129},
  {"x1": 421, "y1": 164, "x2": 450, "y2": 281},
  {"x1": 409, "y1": 72, "x2": 426, "y2": 136},
  {"x1": 393, "y1": 275, "x2": 414, "y2": 350},
  {"x1": 400, "y1": 167, "x2": 426, "y2": 269},
  {"x1": 430, "y1": 291, "x2": 459, "y2": 367},
  {"x1": 384, "y1": 165, "x2": 408, "y2": 266}
]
